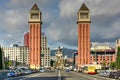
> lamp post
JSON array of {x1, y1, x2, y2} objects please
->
[
  {"x1": 94, "y1": 44, "x2": 97, "y2": 63},
  {"x1": 16, "y1": 56, "x2": 17, "y2": 68},
  {"x1": 8, "y1": 54, "x2": 9, "y2": 62},
  {"x1": 104, "y1": 41, "x2": 107, "y2": 67}
]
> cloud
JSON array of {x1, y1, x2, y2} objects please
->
[
  {"x1": 57, "y1": 0, "x2": 120, "y2": 47},
  {"x1": 0, "y1": 0, "x2": 120, "y2": 49}
]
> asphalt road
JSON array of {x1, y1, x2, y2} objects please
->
[{"x1": 4, "y1": 70, "x2": 117, "y2": 80}]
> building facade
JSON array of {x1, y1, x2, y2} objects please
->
[
  {"x1": 77, "y1": 3, "x2": 91, "y2": 67},
  {"x1": 3, "y1": 46, "x2": 29, "y2": 65},
  {"x1": 41, "y1": 33, "x2": 50, "y2": 67},
  {"x1": 24, "y1": 32, "x2": 29, "y2": 47},
  {"x1": 90, "y1": 46, "x2": 116, "y2": 67},
  {"x1": 75, "y1": 46, "x2": 116, "y2": 67},
  {"x1": 29, "y1": 4, "x2": 42, "y2": 69},
  {"x1": 115, "y1": 39, "x2": 120, "y2": 54}
]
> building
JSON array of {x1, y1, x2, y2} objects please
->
[
  {"x1": 115, "y1": 39, "x2": 120, "y2": 54},
  {"x1": 77, "y1": 3, "x2": 91, "y2": 67},
  {"x1": 24, "y1": 32, "x2": 29, "y2": 47},
  {"x1": 90, "y1": 45, "x2": 116, "y2": 66},
  {"x1": 3, "y1": 46, "x2": 29, "y2": 65},
  {"x1": 41, "y1": 32, "x2": 50, "y2": 67},
  {"x1": 29, "y1": 4, "x2": 42, "y2": 69},
  {"x1": 75, "y1": 45, "x2": 116, "y2": 67}
]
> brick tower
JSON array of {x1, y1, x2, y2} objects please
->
[
  {"x1": 24, "y1": 32, "x2": 29, "y2": 47},
  {"x1": 77, "y1": 3, "x2": 91, "y2": 67},
  {"x1": 29, "y1": 4, "x2": 42, "y2": 69}
]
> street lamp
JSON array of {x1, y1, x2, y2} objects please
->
[
  {"x1": 16, "y1": 56, "x2": 17, "y2": 67},
  {"x1": 8, "y1": 54, "x2": 9, "y2": 62},
  {"x1": 104, "y1": 41, "x2": 107, "y2": 67},
  {"x1": 94, "y1": 44, "x2": 97, "y2": 64}
]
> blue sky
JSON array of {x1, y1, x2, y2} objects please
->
[{"x1": 0, "y1": 0, "x2": 120, "y2": 49}]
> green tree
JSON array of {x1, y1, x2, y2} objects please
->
[
  {"x1": 116, "y1": 47, "x2": 120, "y2": 69},
  {"x1": 5, "y1": 61, "x2": 12, "y2": 69},
  {"x1": 50, "y1": 59, "x2": 54, "y2": 67},
  {"x1": 102, "y1": 60, "x2": 106, "y2": 67},
  {"x1": 0, "y1": 46, "x2": 3, "y2": 70},
  {"x1": 110, "y1": 62, "x2": 116, "y2": 70}
]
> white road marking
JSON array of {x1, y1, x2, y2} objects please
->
[{"x1": 58, "y1": 70, "x2": 61, "y2": 80}]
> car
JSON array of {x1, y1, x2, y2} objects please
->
[
  {"x1": 66, "y1": 69, "x2": 70, "y2": 72},
  {"x1": 98, "y1": 70, "x2": 109, "y2": 77},
  {"x1": 18, "y1": 68, "x2": 32, "y2": 74},
  {"x1": 24, "y1": 69, "x2": 32, "y2": 74},
  {"x1": 113, "y1": 70, "x2": 120, "y2": 79},
  {"x1": 65, "y1": 67, "x2": 70, "y2": 72},
  {"x1": 7, "y1": 70, "x2": 17, "y2": 77},
  {"x1": 39, "y1": 67, "x2": 44, "y2": 73},
  {"x1": 108, "y1": 71, "x2": 116, "y2": 78},
  {"x1": 44, "y1": 68, "x2": 51, "y2": 72}
]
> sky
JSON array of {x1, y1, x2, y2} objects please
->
[{"x1": 0, "y1": 0, "x2": 120, "y2": 49}]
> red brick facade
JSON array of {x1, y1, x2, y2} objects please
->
[
  {"x1": 29, "y1": 23, "x2": 41, "y2": 69},
  {"x1": 77, "y1": 4, "x2": 90, "y2": 67},
  {"x1": 24, "y1": 32, "x2": 29, "y2": 47},
  {"x1": 75, "y1": 49, "x2": 116, "y2": 67},
  {"x1": 78, "y1": 23, "x2": 90, "y2": 66},
  {"x1": 29, "y1": 4, "x2": 42, "y2": 69},
  {"x1": 90, "y1": 50, "x2": 116, "y2": 66}
]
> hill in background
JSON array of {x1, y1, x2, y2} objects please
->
[{"x1": 50, "y1": 48, "x2": 77, "y2": 58}]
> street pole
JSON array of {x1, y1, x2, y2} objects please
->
[
  {"x1": 16, "y1": 56, "x2": 17, "y2": 68},
  {"x1": 95, "y1": 45, "x2": 97, "y2": 63},
  {"x1": 94, "y1": 44, "x2": 97, "y2": 64},
  {"x1": 105, "y1": 41, "x2": 106, "y2": 67}
]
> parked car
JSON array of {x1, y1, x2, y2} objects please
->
[
  {"x1": 24, "y1": 69, "x2": 32, "y2": 74},
  {"x1": 65, "y1": 67, "x2": 70, "y2": 72},
  {"x1": 98, "y1": 70, "x2": 106, "y2": 77},
  {"x1": 39, "y1": 67, "x2": 44, "y2": 73},
  {"x1": 44, "y1": 68, "x2": 51, "y2": 72},
  {"x1": 7, "y1": 70, "x2": 17, "y2": 77},
  {"x1": 108, "y1": 71, "x2": 116, "y2": 78},
  {"x1": 19, "y1": 68, "x2": 32, "y2": 74},
  {"x1": 113, "y1": 70, "x2": 120, "y2": 79},
  {"x1": 15, "y1": 68, "x2": 24, "y2": 76}
]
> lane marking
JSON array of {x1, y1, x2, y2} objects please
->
[{"x1": 58, "y1": 70, "x2": 61, "y2": 80}]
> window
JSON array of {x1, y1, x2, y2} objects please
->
[
  {"x1": 80, "y1": 13, "x2": 88, "y2": 18},
  {"x1": 31, "y1": 13, "x2": 39, "y2": 19}
]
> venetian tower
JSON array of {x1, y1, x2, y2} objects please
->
[
  {"x1": 29, "y1": 4, "x2": 42, "y2": 69},
  {"x1": 77, "y1": 3, "x2": 91, "y2": 67}
]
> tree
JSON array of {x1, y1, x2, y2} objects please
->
[
  {"x1": 102, "y1": 60, "x2": 106, "y2": 67},
  {"x1": 110, "y1": 62, "x2": 116, "y2": 70},
  {"x1": 116, "y1": 47, "x2": 120, "y2": 69},
  {"x1": 5, "y1": 61, "x2": 12, "y2": 69},
  {"x1": 0, "y1": 46, "x2": 3, "y2": 70},
  {"x1": 50, "y1": 59, "x2": 55, "y2": 67}
]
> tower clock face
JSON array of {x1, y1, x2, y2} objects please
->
[
  {"x1": 31, "y1": 13, "x2": 39, "y2": 19},
  {"x1": 80, "y1": 13, "x2": 88, "y2": 18}
]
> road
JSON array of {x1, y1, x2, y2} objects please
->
[{"x1": 4, "y1": 70, "x2": 117, "y2": 80}]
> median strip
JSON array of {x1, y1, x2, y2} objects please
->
[{"x1": 58, "y1": 70, "x2": 61, "y2": 80}]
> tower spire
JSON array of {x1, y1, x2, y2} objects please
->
[
  {"x1": 79, "y1": 3, "x2": 89, "y2": 11},
  {"x1": 31, "y1": 3, "x2": 40, "y2": 11}
]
